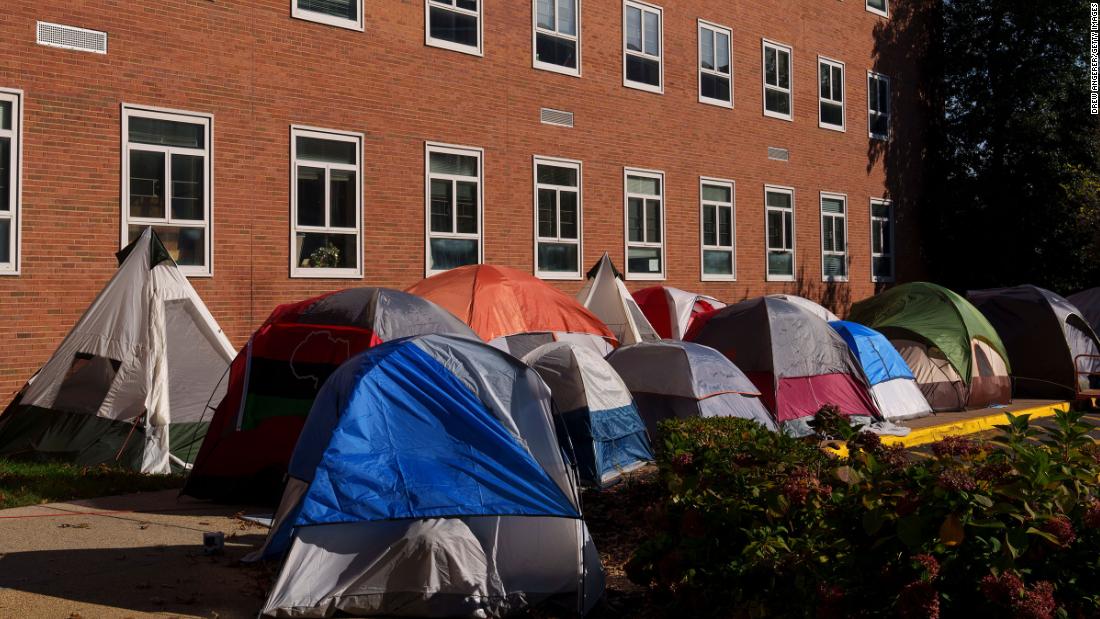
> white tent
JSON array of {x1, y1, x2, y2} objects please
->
[
  {"x1": 576, "y1": 253, "x2": 660, "y2": 346},
  {"x1": 0, "y1": 228, "x2": 235, "y2": 473},
  {"x1": 768, "y1": 294, "x2": 841, "y2": 322},
  {"x1": 633, "y1": 286, "x2": 726, "y2": 340}
]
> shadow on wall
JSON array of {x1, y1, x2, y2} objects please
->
[{"x1": 786, "y1": 262, "x2": 853, "y2": 319}]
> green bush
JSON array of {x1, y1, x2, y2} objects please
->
[{"x1": 626, "y1": 411, "x2": 1100, "y2": 618}]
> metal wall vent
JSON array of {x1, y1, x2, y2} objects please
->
[
  {"x1": 540, "y1": 108, "x2": 574, "y2": 128},
  {"x1": 36, "y1": 22, "x2": 108, "y2": 54},
  {"x1": 767, "y1": 146, "x2": 790, "y2": 162}
]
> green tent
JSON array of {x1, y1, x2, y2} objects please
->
[{"x1": 849, "y1": 282, "x2": 1011, "y2": 411}]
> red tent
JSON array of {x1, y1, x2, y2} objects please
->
[{"x1": 633, "y1": 286, "x2": 725, "y2": 340}]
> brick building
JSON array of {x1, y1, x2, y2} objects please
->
[{"x1": 0, "y1": 0, "x2": 932, "y2": 395}]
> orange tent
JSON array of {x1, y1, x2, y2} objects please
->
[{"x1": 407, "y1": 264, "x2": 618, "y2": 357}]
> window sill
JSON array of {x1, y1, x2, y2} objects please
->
[
  {"x1": 869, "y1": 132, "x2": 889, "y2": 141},
  {"x1": 537, "y1": 271, "x2": 583, "y2": 281},
  {"x1": 766, "y1": 274, "x2": 796, "y2": 283},
  {"x1": 764, "y1": 109, "x2": 793, "y2": 121},
  {"x1": 701, "y1": 273, "x2": 736, "y2": 282},
  {"x1": 624, "y1": 79, "x2": 663, "y2": 95},
  {"x1": 626, "y1": 272, "x2": 666, "y2": 282},
  {"x1": 699, "y1": 95, "x2": 733, "y2": 109},
  {"x1": 872, "y1": 276, "x2": 896, "y2": 284},
  {"x1": 819, "y1": 121, "x2": 846, "y2": 132},
  {"x1": 865, "y1": 6, "x2": 890, "y2": 18},
  {"x1": 426, "y1": 37, "x2": 483, "y2": 57},
  {"x1": 291, "y1": 9, "x2": 364, "y2": 32},
  {"x1": 822, "y1": 276, "x2": 850, "y2": 283},
  {"x1": 534, "y1": 61, "x2": 581, "y2": 78},
  {"x1": 290, "y1": 269, "x2": 364, "y2": 280},
  {"x1": 0, "y1": 267, "x2": 20, "y2": 276}
]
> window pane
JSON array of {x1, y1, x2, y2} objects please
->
[
  {"x1": 129, "y1": 116, "x2": 204, "y2": 149},
  {"x1": 716, "y1": 33, "x2": 729, "y2": 73},
  {"x1": 643, "y1": 11, "x2": 659, "y2": 56},
  {"x1": 881, "y1": 222, "x2": 892, "y2": 253},
  {"x1": 628, "y1": 246, "x2": 661, "y2": 274},
  {"x1": 872, "y1": 202, "x2": 890, "y2": 218},
  {"x1": 701, "y1": 73, "x2": 730, "y2": 102},
  {"x1": 777, "y1": 51, "x2": 790, "y2": 88},
  {"x1": 765, "y1": 89, "x2": 791, "y2": 114},
  {"x1": 645, "y1": 198, "x2": 661, "y2": 243},
  {"x1": 129, "y1": 225, "x2": 205, "y2": 266},
  {"x1": 718, "y1": 206, "x2": 732, "y2": 246},
  {"x1": 536, "y1": 0, "x2": 555, "y2": 30},
  {"x1": 768, "y1": 251, "x2": 793, "y2": 276},
  {"x1": 559, "y1": 191, "x2": 578, "y2": 239},
  {"x1": 297, "y1": 166, "x2": 325, "y2": 227},
  {"x1": 130, "y1": 150, "x2": 165, "y2": 219},
  {"x1": 784, "y1": 211, "x2": 793, "y2": 248},
  {"x1": 767, "y1": 210, "x2": 784, "y2": 249},
  {"x1": 700, "y1": 29, "x2": 714, "y2": 71},
  {"x1": 537, "y1": 164, "x2": 578, "y2": 186},
  {"x1": 538, "y1": 242, "x2": 579, "y2": 273},
  {"x1": 430, "y1": 152, "x2": 478, "y2": 176},
  {"x1": 824, "y1": 254, "x2": 846, "y2": 277},
  {"x1": 538, "y1": 188, "x2": 557, "y2": 238},
  {"x1": 297, "y1": 0, "x2": 357, "y2": 20},
  {"x1": 870, "y1": 113, "x2": 889, "y2": 136},
  {"x1": 702, "y1": 205, "x2": 716, "y2": 246},
  {"x1": 702, "y1": 184, "x2": 731, "y2": 203},
  {"x1": 765, "y1": 49, "x2": 777, "y2": 85},
  {"x1": 536, "y1": 33, "x2": 577, "y2": 68},
  {"x1": 625, "y1": 6, "x2": 642, "y2": 52},
  {"x1": 823, "y1": 216, "x2": 835, "y2": 250},
  {"x1": 0, "y1": 138, "x2": 9, "y2": 212},
  {"x1": 879, "y1": 81, "x2": 890, "y2": 110},
  {"x1": 820, "y1": 64, "x2": 831, "y2": 98},
  {"x1": 868, "y1": 0, "x2": 887, "y2": 11},
  {"x1": 295, "y1": 232, "x2": 357, "y2": 269},
  {"x1": 170, "y1": 154, "x2": 204, "y2": 221},
  {"x1": 430, "y1": 238, "x2": 478, "y2": 271},
  {"x1": 832, "y1": 66, "x2": 843, "y2": 98},
  {"x1": 835, "y1": 217, "x2": 846, "y2": 250},
  {"x1": 455, "y1": 181, "x2": 478, "y2": 234},
  {"x1": 297, "y1": 137, "x2": 356, "y2": 164},
  {"x1": 821, "y1": 101, "x2": 844, "y2": 126},
  {"x1": 557, "y1": 0, "x2": 576, "y2": 35},
  {"x1": 456, "y1": 0, "x2": 477, "y2": 10},
  {"x1": 766, "y1": 191, "x2": 791, "y2": 210},
  {"x1": 430, "y1": 179, "x2": 453, "y2": 233},
  {"x1": 330, "y1": 168, "x2": 357, "y2": 229},
  {"x1": 0, "y1": 219, "x2": 8, "y2": 264},
  {"x1": 822, "y1": 197, "x2": 844, "y2": 214},
  {"x1": 873, "y1": 256, "x2": 893, "y2": 278},
  {"x1": 627, "y1": 197, "x2": 644, "y2": 242},
  {"x1": 627, "y1": 175, "x2": 659, "y2": 195},
  {"x1": 430, "y1": 6, "x2": 479, "y2": 47},
  {"x1": 0, "y1": 102, "x2": 10, "y2": 130},
  {"x1": 869, "y1": 77, "x2": 879, "y2": 110},
  {"x1": 703, "y1": 249, "x2": 732, "y2": 275},
  {"x1": 626, "y1": 55, "x2": 660, "y2": 86},
  {"x1": 872, "y1": 220, "x2": 884, "y2": 253}
]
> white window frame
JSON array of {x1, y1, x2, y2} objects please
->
[
  {"x1": 764, "y1": 184, "x2": 795, "y2": 282},
  {"x1": 818, "y1": 56, "x2": 845, "y2": 132},
  {"x1": 819, "y1": 191, "x2": 849, "y2": 283},
  {"x1": 0, "y1": 89, "x2": 23, "y2": 276},
  {"x1": 698, "y1": 19, "x2": 733, "y2": 109},
  {"x1": 533, "y1": 156, "x2": 583, "y2": 280},
  {"x1": 533, "y1": 0, "x2": 581, "y2": 77},
  {"x1": 699, "y1": 177, "x2": 736, "y2": 282},
  {"x1": 622, "y1": 0, "x2": 664, "y2": 94},
  {"x1": 866, "y1": 0, "x2": 889, "y2": 18},
  {"x1": 425, "y1": 141, "x2": 484, "y2": 276},
  {"x1": 762, "y1": 39, "x2": 793, "y2": 121},
  {"x1": 289, "y1": 126, "x2": 364, "y2": 279},
  {"x1": 623, "y1": 167, "x2": 666, "y2": 281},
  {"x1": 425, "y1": 0, "x2": 483, "y2": 56},
  {"x1": 121, "y1": 104, "x2": 213, "y2": 278},
  {"x1": 291, "y1": 0, "x2": 363, "y2": 31},
  {"x1": 870, "y1": 198, "x2": 896, "y2": 283},
  {"x1": 868, "y1": 71, "x2": 891, "y2": 140}
]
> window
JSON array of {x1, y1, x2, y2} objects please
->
[
  {"x1": 624, "y1": 169, "x2": 664, "y2": 279},
  {"x1": 292, "y1": 0, "x2": 362, "y2": 30},
  {"x1": 291, "y1": 126, "x2": 363, "y2": 278},
  {"x1": 534, "y1": 0, "x2": 580, "y2": 75},
  {"x1": 426, "y1": 0, "x2": 482, "y2": 55},
  {"x1": 534, "y1": 157, "x2": 582, "y2": 279},
  {"x1": 762, "y1": 40, "x2": 792, "y2": 120},
  {"x1": 623, "y1": 1, "x2": 662, "y2": 93},
  {"x1": 765, "y1": 186, "x2": 794, "y2": 281},
  {"x1": 868, "y1": 72, "x2": 891, "y2": 139},
  {"x1": 700, "y1": 179, "x2": 735, "y2": 280},
  {"x1": 122, "y1": 105, "x2": 212, "y2": 276},
  {"x1": 53, "y1": 353, "x2": 122, "y2": 416},
  {"x1": 820, "y1": 193, "x2": 848, "y2": 281},
  {"x1": 0, "y1": 89, "x2": 22, "y2": 275},
  {"x1": 426, "y1": 143, "x2": 482, "y2": 274},
  {"x1": 871, "y1": 199, "x2": 895, "y2": 282},
  {"x1": 866, "y1": 0, "x2": 889, "y2": 18},
  {"x1": 819, "y1": 57, "x2": 845, "y2": 131},
  {"x1": 698, "y1": 20, "x2": 732, "y2": 107}
]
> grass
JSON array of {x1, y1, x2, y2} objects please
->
[{"x1": 0, "y1": 459, "x2": 186, "y2": 509}]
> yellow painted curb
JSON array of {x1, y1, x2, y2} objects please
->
[{"x1": 880, "y1": 401, "x2": 1072, "y2": 449}]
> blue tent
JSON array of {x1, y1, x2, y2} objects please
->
[{"x1": 829, "y1": 321, "x2": 932, "y2": 421}]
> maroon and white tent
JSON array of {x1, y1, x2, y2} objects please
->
[{"x1": 685, "y1": 297, "x2": 879, "y2": 425}]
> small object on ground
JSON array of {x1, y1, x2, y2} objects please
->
[{"x1": 203, "y1": 531, "x2": 225, "y2": 555}]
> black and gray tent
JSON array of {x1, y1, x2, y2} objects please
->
[
  {"x1": 969, "y1": 285, "x2": 1100, "y2": 399},
  {"x1": 1068, "y1": 287, "x2": 1100, "y2": 335}
]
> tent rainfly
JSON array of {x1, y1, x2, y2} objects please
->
[
  {"x1": 632, "y1": 286, "x2": 726, "y2": 340},
  {"x1": 523, "y1": 341, "x2": 653, "y2": 487},
  {"x1": 407, "y1": 264, "x2": 618, "y2": 358},
  {"x1": 829, "y1": 321, "x2": 932, "y2": 421},
  {"x1": 685, "y1": 297, "x2": 879, "y2": 425},
  {"x1": 183, "y1": 287, "x2": 477, "y2": 503},
  {"x1": 768, "y1": 294, "x2": 841, "y2": 322},
  {"x1": 849, "y1": 282, "x2": 1011, "y2": 411},
  {"x1": 575, "y1": 253, "x2": 660, "y2": 346},
  {"x1": 0, "y1": 228, "x2": 235, "y2": 473},
  {"x1": 1068, "y1": 287, "x2": 1100, "y2": 335},
  {"x1": 255, "y1": 335, "x2": 604, "y2": 618},
  {"x1": 969, "y1": 285, "x2": 1100, "y2": 399},
  {"x1": 606, "y1": 340, "x2": 778, "y2": 434}
]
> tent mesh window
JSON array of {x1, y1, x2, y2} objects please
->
[{"x1": 53, "y1": 353, "x2": 122, "y2": 415}]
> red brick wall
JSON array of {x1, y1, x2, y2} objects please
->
[{"x1": 0, "y1": 0, "x2": 931, "y2": 396}]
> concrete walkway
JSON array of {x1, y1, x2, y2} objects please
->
[
  {"x1": 0, "y1": 490, "x2": 269, "y2": 618},
  {"x1": 885, "y1": 399, "x2": 1072, "y2": 447}
]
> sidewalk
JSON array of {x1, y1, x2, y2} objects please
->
[{"x1": 885, "y1": 399, "x2": 1072, "y2": 448}]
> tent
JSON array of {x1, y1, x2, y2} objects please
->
[
  {"x1": 632, "y1": 286, "x2": 726, "y2": 340},
  {"x1": 969, "y1": 285, "x2": 1100, "y2": 399},
  {"x1": 829, "y1": 321, "x2": 932, "y2": 421},
  {"x1": 685, "y1": 297, "x2": 879, "y2": 425},
  {"x1": 255, "y1": 335, "x2": 604, "y2": 618},
  {"x1": 1068, "y1": 287, "x2": 1100, "y2": 334},
  {"x1": 522, "y1": 341, "x2": 653, "y2": 487},
  {"x1": 0, "y1": 228, "x2": 235, "y2": 473},
  {"x1": 606, "y1": 340, "x2": 777, "y2": 434},
  {"x1": 183, "y1": 287, "x2": 477, "y2": 502},
  {"x1": 849, "y1": 282, "x2": 1011, "y2": 411},
  {"x1": 406, "y1": 264, "x2": 617, "y2": 357},
  {"x1": 769, "y1": 294, "x2": 841, "y2": 322},
  {"x1": 575, "y1": 253, "x2": 660, "y2": 346}
]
